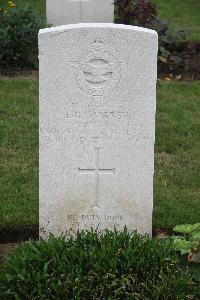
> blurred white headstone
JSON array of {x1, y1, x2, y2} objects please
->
[{"x1": 46, "y1": 0, "x2": 114, "y2": 25}]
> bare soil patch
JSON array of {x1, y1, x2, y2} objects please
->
[
  {"x1": 0, "y1": 243, "x2": 19, "y2": 265},
  {"x1": 0, "y1": 225, "x2": 39, "y2": 244}
]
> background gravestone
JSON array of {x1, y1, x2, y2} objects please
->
[
  {"x1": 46, "y1": 0, "x2": 114, "y2": 26},
  {"x1": 39, "y1": 23, "x2": 158, "y2": 239}
]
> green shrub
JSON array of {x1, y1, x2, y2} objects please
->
[
  {"x1": 0, "y1": 5, "x2": 47, "y2": 69},
  {"x1": 172, "y1": 224, "x2": 200, "y2": 282},
  {"x1": 0, "y1": 230, "x2": 198, "y2": 300},
  {"x1": 173, "y1": 223, "x2": 200, "y2": 257},
  {"x1": 114, "y1": 0, "x2": 186, "y2": 62}
]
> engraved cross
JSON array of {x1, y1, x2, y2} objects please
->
[{"x1": 78, "y1": 143, "x2": 115, "y2": 208}]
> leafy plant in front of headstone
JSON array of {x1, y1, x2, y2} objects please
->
[
  {"x1": 0, "y1": 229, "x2": 199, "y2": 299},
  {"x1": 172, "y1": 223, "x2": 200, "y2": 282},
  {"x1": 114, "y1": 0, "x2": 186, "y2": 63},
  {"x1": 173, "y1": 224, "x2": 200, "y2": 260},
  {"x1": 0, "y1": 4, "x2": 47, "y2": 70}
]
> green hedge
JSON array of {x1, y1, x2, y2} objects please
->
[
  {"x1": 0, "y1": 230, "x2": 199, "y2": 299},
  {"x1": 0, "y1": 1, "x2": 186, "y2": 69},
  {"x1": 0, "y1": 5, "x2": 47, "y2": 69}
]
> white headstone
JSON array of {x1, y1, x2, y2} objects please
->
[
  {"x1": 39, "y1": 23, "x2": 158, "y2": 239},
  {"x1": 46, "y1": 0, "x2": 114, "y2": 26}
]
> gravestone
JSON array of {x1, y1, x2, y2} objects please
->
[
  {"x1": 46, "y1": 0, "x2": 114, "y2": 26},
  {"x1": 39, "y1": 23, "x2": 158, "y2": 239}
]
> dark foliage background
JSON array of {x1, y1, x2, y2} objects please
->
[
  {"x1": 0, "y1": 6, "x2": 47, "y2": 69},
  {"x1": 114, "y1": 0, "x2": 186, "y2": 62}
]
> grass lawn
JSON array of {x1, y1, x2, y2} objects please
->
[
  {"x1": 154, "y1": 0, "x2": 200, "y2": 41},
  {"x1": 0, "y1": 79, "x2": 38, "y2": 226},
  {"x1": 0, "y1": 79, "x2": 199, "y2": 229},
  {"x1": 154, "y1": 81, "x2": 200, "y2": 228},
  {"x1": 1, "y1": 0, "x2": 199, "y2": 41}
]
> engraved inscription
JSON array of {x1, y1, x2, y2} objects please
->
[
  {"x1": 64, "y1": 110, "x2": 131, "y2": 120},
  {"x1": 67, "y1": 39, "x2": 121, "y2": 96},
  {"x1": 65, "y1": 214, "x2": 124, "y2": 236},
  {"x1": 78, "y1": 138, "x2": 115, "y2": 207},
  {"x1": 67, "y1": 214, "x2": 124, "y2": 221}
]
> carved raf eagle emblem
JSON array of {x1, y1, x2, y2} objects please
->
[
  {"x1": 80, "y1": 61, "x2": 117, "y2": 85},
  {"x1": 68, "y1": 39, "x2": 121, "y2": 96}
]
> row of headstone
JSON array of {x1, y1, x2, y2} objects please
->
[
  {"x1": 39, "y1": 23, "x2": 158, "y2": 239},
  {"x1": 47, "y1": 0, "x2": 114, "y2": 26}
]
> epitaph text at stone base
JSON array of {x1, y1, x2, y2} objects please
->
[{"x1": 39, "y1": 24, "x2": 158, "y2": 239}]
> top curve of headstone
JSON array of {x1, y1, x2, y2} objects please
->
[{"x1": 39, "y1": 23, "x2": 158, "y2": 37}]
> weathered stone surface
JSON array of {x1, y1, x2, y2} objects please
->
[
  {"x1": 39, "y1": 23, "x2": 158, "y2": 239},
  {"x1": 46, "y1": 0, "x2": 114, "y2": 26}
]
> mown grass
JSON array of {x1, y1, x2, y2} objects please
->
[
  {"x1": 154, "y1": 81, "x2": 200, "y2": 228},
  {"x1": 0, "y1": 79, "x2": 38, "y2": 226},
  {"x1": 0, "y1": 79, "x2": 199, "y2": 229},
  {"x1": 2, "y1": 0, "x2": 199, "y2": 41},
  {"x1": 154, "y1": 0, "x2": 200, "y2": 41}
]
